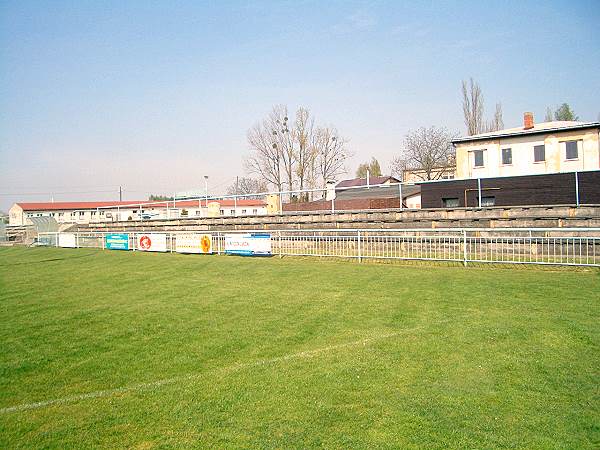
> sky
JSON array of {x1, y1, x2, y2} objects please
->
[{"x1": 1, "y1": 0, "x2": 599, "y2": 211}]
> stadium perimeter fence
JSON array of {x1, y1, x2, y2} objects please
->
[{"x1": 35, "y1": 228, "x2": 600, "y2": 267}]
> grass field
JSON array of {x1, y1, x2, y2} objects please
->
[{"x1": 0, "y1": 246, "x2": 598, "y2": 448}]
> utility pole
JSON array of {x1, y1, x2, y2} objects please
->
[{"x1": 119, "y1": 186, "x2": 122, "y2": 202}]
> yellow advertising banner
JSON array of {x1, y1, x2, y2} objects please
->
[{"x1": 175, "y1": 234, "x2": 212, "y2": 254}]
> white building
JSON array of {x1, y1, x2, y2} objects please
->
[
  {"x1": 453, "y1": 114, "x2": 600, "y2": 179},
  {"x1": 8, "y1": 198, "x2": 271, "y2": 226}
]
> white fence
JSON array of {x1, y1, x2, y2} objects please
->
[{"x1": 35, "y1": 228, "x2": 600, "y2": 267}]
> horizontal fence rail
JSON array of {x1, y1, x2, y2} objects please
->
[{"x1": 35, "y1": 228, "x2": 600, "y2": 267}]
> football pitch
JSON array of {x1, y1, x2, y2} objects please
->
[{"x1": 0, "y1": 246, "x2": 598, "y2": 448}]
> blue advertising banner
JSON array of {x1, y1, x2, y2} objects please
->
[
  {"x1": 224, "y1": 233, "x2": 271, "y2": 256},
  {"x1": 105, "y1": 233, "x2": 130, "y2": 250}
]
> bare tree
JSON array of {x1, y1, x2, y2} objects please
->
[
  {"x1": 227, "y1": 177, "x2": 267, "y2": 197},
  {"x1": 293, "y1": 107, "x2": 315, "y2": 201},
  {"x1": 245, "y1": 105, "x2": 349, "y2": 201},
  {"x1": 245, "y1": 108, "x2": 285, "y2": 192},
  {"x1": 313, "y1": 126, "x2": 349, "y2": 189},
  {"x1": 462, "y1": 78, "x2": 485, "y2": 135},
  {"x1": 486, "y1": 103, "x2": 504, "y2": 132},
  {"x1": 270, "y1": 106, "x2": 295, "y2": 195},
  {"x1": 391, "y1": 126, "x2": 457, "y2": 181},
  {"x1": 545, "y1": 107, "x2": 554, "y2": 122}
]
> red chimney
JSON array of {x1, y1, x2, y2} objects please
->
[{"x1": 524, "y1": 112, "x2": 534, "y2": 130}]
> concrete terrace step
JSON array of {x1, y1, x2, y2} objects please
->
[{"x1": 75, "y1": 205, "x2": 600, "y2": 233}]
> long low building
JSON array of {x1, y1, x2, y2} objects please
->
[{"x1": 8, "y1": 198, "x2": 272, "y2": 226}]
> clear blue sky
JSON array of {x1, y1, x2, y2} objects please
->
[{"x1": 1, "y1": 0, "x2": 599, "y2": 210}]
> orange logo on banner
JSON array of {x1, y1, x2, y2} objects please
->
[
  {"x1": 201, "y1": 235, "x2": 211, "y2": 253},
  {"x1": 139, "y1": 235, "x2": 152, "y2": 250}
]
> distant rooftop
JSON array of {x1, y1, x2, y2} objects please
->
[
  {"x1": 452, "y1": 120, "x2": 600, "y2": 144},
  {"x1": 336, "y1": 176, "x2": 399, "y2": 188}
]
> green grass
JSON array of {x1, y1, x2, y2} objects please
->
[{"x1": 0, "y1": 246, "x2": 598, "y2": 449}]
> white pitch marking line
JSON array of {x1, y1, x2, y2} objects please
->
[{"x1": 0, "y1": 331, "x2": 401, "y2": 414}]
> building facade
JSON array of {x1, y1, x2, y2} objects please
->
[
  {"x1": 453, "y1": 114, "x2": 600, "y2": 179},
  {"x1": 9, "y1": 198, "x2": 271, "y2": 226}
]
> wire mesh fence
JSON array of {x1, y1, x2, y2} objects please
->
[{"x1": 36, "y1": 228, "x2": 600, "y2": 267}]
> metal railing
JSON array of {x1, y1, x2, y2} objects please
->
[{"x1": 35, "y1": 228, "x2": 600, "y2": 267}]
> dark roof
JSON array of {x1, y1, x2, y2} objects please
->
[
  {"x1": 335, "y1": 184, "x2": 420, "y2": 201},
  {"x1": 336, "y1": 176, "x2": 399, "y2": 188}
]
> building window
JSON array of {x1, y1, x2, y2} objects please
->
[
  {"x1": 230, "y1": 209, "x2": 235, "y2": 215},
  {"x1": 473, "y1": 150, "x2": 484, "y2": 167},
  {"x1": 534, "y1": 145, "x2": 545, "y2": 162},
  {"x1": 59, "y1": 212, "x2": 64, "y2": 217},
  {"x1": 219, "y1": 209, "x2": 224, "y2": 215},
  {"x1": 91, "y1": 211, "x2": 96, "y2": 216},
  {"x1": 565, "y1": 141, "x2": 578, "y2": 160},
  {"x1": 99, "y1": 211, "x2": 104, "y2": 216},
  {"x1": 481, "y1": 196, "x2": 496, "y2": 207},
  {"x1": 195, "y1": 210, "x2": 201, "y2": 216},
  {"x1": 253, "y1": 209, "x2": 258, "y2": 214},
  {"x1": 501, "y1": 148, "x2": 512, "y2": 165},
  {"x1": 241, "y1": 209, "x2": 246, "y2": 214},
  {"x1": 442, "y1": 198, "x2": 460, "y2": 208},
  {"x1": 79, "y1": 211, "x2": 85, "y2": 217}
]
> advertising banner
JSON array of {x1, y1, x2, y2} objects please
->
[
  {"x1": 175, "y1": 234, "x2": 212, "y2": 254},
  {"x1": 58, "y1": 233, "x2": 77, "y2": 248},
  {"x1": 136, "y1": 233, "x2": 167, "y2": 252},
  {"x1": 225, "y1": 233, "x2": 271, "y2": 256},
  {"x1": 105, "y1": 233, "x2": 130, "y2": 250}
]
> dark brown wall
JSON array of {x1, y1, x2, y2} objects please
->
[
  {"x1": 421, "y1": 171, "x2": 600, "y2": 208},
  {"x1": 578, "y1": 171, "x2": 600, "y2": 204}
]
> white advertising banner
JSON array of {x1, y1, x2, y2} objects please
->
[
  {"x1": 58, "y1": 233, "x2": 77, "y2": 248},
  {"x1": 225, "y1": 233, "x2": 271, "y2": 256},
  {"x1": 175, "y1": 234, "x2": 212, "y2": 254},
  {"x1": 136, "y1": 233, "x2": 167, "y2": 252}
]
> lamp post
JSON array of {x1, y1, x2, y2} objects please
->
[{"x1": 204, "y1": 176, "x2": 209, "y2": 207}]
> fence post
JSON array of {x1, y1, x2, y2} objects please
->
[
  {"x1": 76, "y1": 233, "x2": 79, "y2": 248},
  {"x1": 462, "y1": 230, "x2": 467, "y2": 266},
  {"x1": 399, "y1": 183, "x2": 403, "y2": 211},
  {"x1": 278, "y1": 231, "x2": 282, "y2": 258},
  {"x1": 575, "y1": 171, "x2": 580, "y2": 207},
  {"x1": 477, "y1": 178, "x2": 482, "y2": 208},
  {"x1": 55, "y1": 232, "x2": 59, "y2": 247},
  {"x1": 170, "y1": 233, "x2": 174, "y2": 253},
  {"x1": 217, "y1": 232, "x2": 221, "y2": 255},
  {"x1": 357, "y1": 230, "x2": 362, "y2": 263}
]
